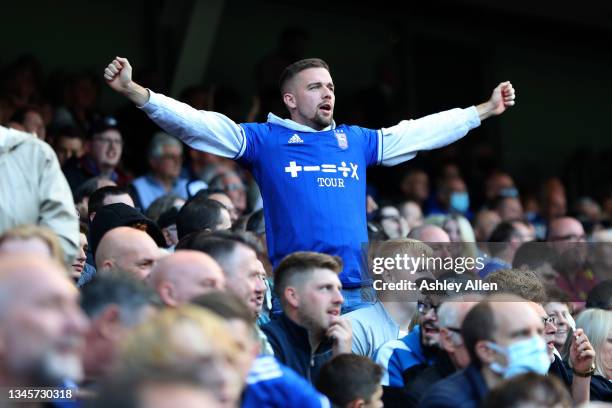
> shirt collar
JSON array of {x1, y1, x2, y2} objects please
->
[{"x1": 266, "y1": 112, "x2": 336, "y2": 133}]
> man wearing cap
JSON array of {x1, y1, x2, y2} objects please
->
[{"x1": 63, "y1": 116, "x2": 131, "y2": 192}]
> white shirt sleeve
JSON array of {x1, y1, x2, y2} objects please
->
[
  {"x1": 379, "y1": 106, "x2": 481, "y2": 166},
  {"x1": 139, "y1": 90, "x2": 246, "y2": 159}
]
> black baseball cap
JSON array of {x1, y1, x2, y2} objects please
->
[{"x1": 90, "y1": 116, "x2": 119, "y2": 137}]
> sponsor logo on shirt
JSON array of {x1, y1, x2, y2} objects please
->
[{"x1": 284, "y1": 160, "x2": 359, "y2": 188}]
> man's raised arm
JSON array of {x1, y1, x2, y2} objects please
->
[
  {"x1": 104, "y1": 57, "x2": 244, "y2": 159},
  {"x1": 378, "y1": 81, "x2": 516, "y2": 167}
]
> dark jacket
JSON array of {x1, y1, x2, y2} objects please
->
[
  {"x1": 261, "y1": 313, "x2": 333, "y2": 384},
  {"x1": 403, "y1": 351, "x2": 457, "y2": 408},
  {"x1": 550, "y1": 354, "x2": 612, "y2": 402},
  {"x1": 419, "y1": 363, "x2": 489, "y2": 408}
]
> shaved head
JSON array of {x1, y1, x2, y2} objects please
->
[
  {"x1": 95, "y1": 227, "x2": 161, "y2": 280},
  {"x1": 150, "y1": 250, "x2": 226, "y2": 306},
  {"x1": 408, "y1": 224, "x2": 450, "y2": 242}
]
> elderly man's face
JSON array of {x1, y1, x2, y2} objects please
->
[
  {"x1": 151, "y1": 144, "x2": 183, "y2": 180},
  {"x1": 0, "y1": 263, "x2": 89, "y2": 385}
]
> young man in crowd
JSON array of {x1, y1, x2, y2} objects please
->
[
  {"x1": 262, "y1": 251, "x2": 352, "y2": 383},
  {"x1": 104, "y1": 56, "x2": 516, "y2": 311}
]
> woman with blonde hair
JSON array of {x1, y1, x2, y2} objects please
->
[
  {"x1": 574, "y1": 308, "x2": 612, "y2": 401},
  {"x1": 0, "y1": 224, "x2": 64, "y2": 264}
]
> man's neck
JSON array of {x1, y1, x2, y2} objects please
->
[
  {"x1": 308, "y1": 330, "x2": 325, "y2": 353},
  {"x1": 481, "y1": 365, "x2": 502, "y2": 389},
  {"x1": 152, "y1": 173, "x2": 174, "y2": 191},
  {"x1": 380, "y1": 300, "x2": 414, "y2": 332},
  {"x1": 286, "y1": 310, "x2": 324, "y2": 351},
  {"x1": 97, "y1": 164, "x2": 115, "y2": 179}
]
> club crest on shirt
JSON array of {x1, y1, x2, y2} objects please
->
[{"x1": 334, "y1": 129, "x2": 348, "y2": 150}]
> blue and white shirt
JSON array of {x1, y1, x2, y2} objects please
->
[
  {"x1": 375, "y1": 325, "x2": 436, "y2": 387},
  {"x1": 242, "y1": 355, "x2": 329, "y2": 408},
  {"x1": 141, "y1": 91, "x2": 480, "y2": 287}
]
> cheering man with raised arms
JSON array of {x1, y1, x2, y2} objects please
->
[{"x1": 104, "y1": 56, "x2": 516, "y2": 311}]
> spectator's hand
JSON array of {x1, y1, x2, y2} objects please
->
[
  {"x1": 570, "y1": 328, "x2": 595, "y2": 374},
  {"x1": 489, "y1": 81, "x2": 516, "y2": 115},
  {"x1": 477, "y1": 81, "x2": 516, "y2": 120},
  {"x1": 327, "y1": 316, "x2": 352, "y2": 356},
  {"x1": 104, "y1": 57, "x2": 133, "y2": 94}
]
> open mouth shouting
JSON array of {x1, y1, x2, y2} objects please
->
[{"x1": 318, "y1": 103, "x2": 332, "y2": 114}]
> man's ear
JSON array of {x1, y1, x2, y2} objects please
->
[
  {"x1": 158, "y1": 282, "x2": 178, "y2": 307},
  {"x1": 284, "y1": 286, "x2": 300, "y2": 309},
  {"x1": 347, "y1": 399, "x2": 365, "y2": 408},
  {"x1": 283, "y1": 93, "x2": 297, "y2": 110},
  {"x1": 474, "y1": 339, "x2": 496, "y2": 365},
  {"x1": 148, "y1": 157, "x2": 158, "y2": 171},
  {"x1": 100, "y1": 259, "x2": 114, "y2": 273},
  {"x1": 98, "y1": 305, "x2": 123, "y2": 341},
  {"x1": 382, "y1": 268, "x2": 394, "y2": 283},
  {"x1": 439, "y1": 327, "x2": 454, "y2": 353}
]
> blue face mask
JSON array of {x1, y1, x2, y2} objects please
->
[
  {"x1": 487, "y1": 336, "x2": 551, "y2": 379},
  {"x1": 450, "y1": 192, "x2": 470, "y2": 213}
]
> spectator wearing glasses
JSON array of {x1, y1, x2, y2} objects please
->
[
  {"x1": 399, "y1": 298, "x2": 480, "y2": 408},
  {"x1": 131, "y1": 132, "x2": 189, "y2": 211},
  {"x1": 63, "y1": 116, "x2": 131, "y2": 192},
  {"x1": 374, "y1": 205, "x2": 408, "y2": 239},
  {"x1": 419, "y1": 294, "x2": 551, "y2": 408},
  {"x1": 531, "y1": 302, "x2": 595, "y2": 405},
  {"x1": 208, "y1": 170, "x2": 248, "y2": 217}
]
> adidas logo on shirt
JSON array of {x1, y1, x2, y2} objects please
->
[{"x1": 288, "y1": 134, "x2": 304, "y2": 144}]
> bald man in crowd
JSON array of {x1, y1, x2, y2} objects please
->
[
  {"x1": 0, "y1": 256, "x2": 89, "y2": 387},
  {"x1": 149, "y1": 250, "x2": 226, "y2": 306},
  {"x1": 407, "y1": 224, "x2": 450, "y2": 243},
  {"x1": 95, "y1": 226, "x2": 162, "y2": 280},
  {"x1": 547, "y1": 216, "x2": 597, "y2": 301}
]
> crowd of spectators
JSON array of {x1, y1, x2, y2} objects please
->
[{"x1": 0, "y1": 51, "x2": 611, "y2": 408}]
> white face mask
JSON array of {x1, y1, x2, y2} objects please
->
[{"x1": 487, "y1": 336, "x2": 551, "y2": 379}]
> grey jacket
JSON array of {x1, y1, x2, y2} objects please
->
[{"x1": 0, "y1": 126, "x2": 78, "y2": 264}]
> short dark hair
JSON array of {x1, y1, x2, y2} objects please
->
[
  {"x1": 51, "y1": 125, "x2": 85, "y2": 143},
  {"x1": 246, "y1": 209, "x2": 265, "y2": 236},
  {"x1": 191, "y1": 290, "x2": 255, "y2": 325},
  {"x1": 73, "y1": 177, "x2": 107, "y2": 204},
  {"x1": 482, "y1": 372, "x2": 571, "y2": 408},
  {"x1": 462, "y1": 300, "x2": 496, "y2": 368},
  {"x1": 488, "y1": 221, "x2": 521, "y2": 256},
  {"x1": 273, "y1": 251, "x2": 342, "y2": 300},
  {"x1": 512, "y1": 241, "x2": 556, "y2": 269},
  {"x1": 176, "y1": 197, "x2": 228, "y2": 239},
  {"x1": 80, "y1": 274, "x2": 159, "y2": 325},
  {"x1": 316, "y1": 354, "x2": 382, "y2": 407},
  {"x1": 88, "y1": 186, "x2": 131, "y2": 217},
  {"x1": 279, "y1": 58, "x2": 330, "y2": 94},
  {"x1": 176, "y1": 231, "x2": 256, "y2": 276},
  {"x1": 9, "y1": 106, "x2": 40, "y2": 124},
  {"x1": 586, "y1": 279, "x2": 612, "y2": 310}
]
